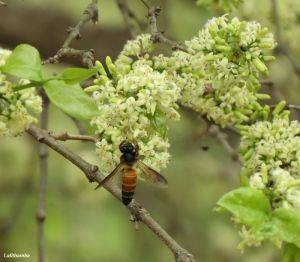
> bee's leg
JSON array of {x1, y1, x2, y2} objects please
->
[
  {"x1": 129, "y1": 214, "x2": 140, "y2": 230},
  {"x1": 129, "y1": 203, "x2": 142, "y2": 230}
]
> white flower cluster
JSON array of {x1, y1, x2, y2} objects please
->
[
  {"x1": 90, "y1": 16, "x2": 275, "y2": 174},
  {"x1": 238, "y1": 0, "x2": 300, "y2": 54},
  {"x1": 179, "y1": 16, "x2": 275, "y2": 127},
  {"x1": 0, "y1": 48, "x2": 42, "y2": 136},
  {"x1": 165, "y1": 50, "x2": 268, "y2": 127},
  {"x1": 148, "y1": 17, "x2": 275, "y2": 127},
  {"x1": 186, "y1": 16, "x2": 275, "y2": 76},
  {"x1": 240, "y1": 108, "x2": 300, "y2": 212},
  {"x1": 90, "y1": 58, "x2": 180, "y2": 175}
]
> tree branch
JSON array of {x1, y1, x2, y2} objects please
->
[
  {"x1": 49, "y1": 131, "x2": 97, "y2": 143},
  {"x1": 270, "y1": 104, "x2": 300, "y2": 112},
  {"x1": 260, "y1": 80, "x2": 274, "y2": 87},
  {"x1": 36, "y1": 90, "x2": 49, "y2": 262},
  {"x1": 208, "y1": 125, "x2": 242, "y2": 164},
  {"x1": 147, "y1": 6, "x2": 188, "y2": 52},
  {"x1": 116, "y1": 0, "x2": 145, "y2": 38},
  {"x1": 27, "y1": 125, "x2": 196, "y2": 262},
  {"x1": 43, "y1": 0, "x2": 98, "y2": 67},
  {"x1": 286, "y1": 104, "x2": 300, "y2": 111}
]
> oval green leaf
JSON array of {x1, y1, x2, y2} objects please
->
[
  {"x1": 44, "y1": 80, "x2": 99, "y2": 120},
  {"x1": 2, "y1": 44, "x2": 43, "y2": 81},
  {"x1": 272, "y1": 208, "x2": 300, "y2": 248},
  {"x1": 283, "y1": 243, "x2": 300, "y2": 262},
  {"x1": 217, "y1": 187, "x2": 271, "y2": 227}
]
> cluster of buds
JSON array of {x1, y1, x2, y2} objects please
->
[
  {"x1": 88, "y1": 16, "x2": 276, "y2": 174},
  {"x1": 240, "y1": 102, "x2": 300, "y2": 213}
]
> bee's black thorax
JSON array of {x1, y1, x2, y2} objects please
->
[
  {"x1": 121, "y1": 152, "x2": 138, "y2": 166},
  {"x1": 119, "y1": 141, "x2": 139, "y2": 166}
]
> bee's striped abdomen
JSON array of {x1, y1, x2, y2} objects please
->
[{"x1": 122, "y1": 167, "x2": 137, "y2": 205}]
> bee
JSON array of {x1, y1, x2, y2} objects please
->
[{"x1": 95, "y1": 141, "x2": 168, "y2": 205}]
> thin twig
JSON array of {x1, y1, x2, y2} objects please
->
[
  {"x1": 260, "y1": 80, "x2": 274, "y2": 87},
  {"x1": 208, "y1": 125, "x2": 242, "y2": 164},
  {"x1": 43, "y1": 0, "x2": 98, "y2": 67},
  {"x1": 63, "y1": 0, "x2": 98, "y2": 48},
  {"x1": 44, "y1": 48, "x2": 95, "y2": 68},
  {"x1": 116, "y1": 0, "x2": 145, "y2": 38},
  {"x1": 286, "y1": 104, "x2": 300, "y2": 111},
  {"x1": 70, "y1": 117, "x2": 88, "y2": 135},
  {"x1": 49, "y1": 131, "x2": 97, "y2": 143},
  {"x1": 147, "y1": 6, "x2": 188, "y2": 52},
  {"x1": 270, "y1": 104, "x2": 300, "y2": 112},
  {"x1": 27, "y1": 125, "x2": 196, "y2": 262},
  {"x1": 36, "y1": 90, "x2": 49, "y2": 262}
]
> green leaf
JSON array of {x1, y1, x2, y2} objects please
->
[
  {"x1": 60, "y1": 67, "x2": 97, "y2": 84},
  {"x1": 283, "y1": 243, "x2": 300, "y2": 262},
  {"x1": 217, "y1": 187, "x2": 271, "y2": 227},
  {"x1": 272, "y1": 208, "x2": 300, "y2": 248},
  {"x1": 250, "y1": 208, "x2": 300, "y2": 248},
  {"x1": 44, "y1": 80, "x2": 99, "y2": 120},
  {"x1": 2, "y1": 44, "x2": 42, "y2": 81},
  {"x1": 148, "y1": 109, "x2": 168, "y2": 139}
]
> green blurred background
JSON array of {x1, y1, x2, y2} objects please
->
[{"x1": 1, "y1": 0, "x2": 300, "y2": 261}]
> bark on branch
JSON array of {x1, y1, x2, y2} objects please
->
[
  {"x1": 36, "y1": 90, "x2": 49, "y2": 262},
  {"x1": 49, "y1": 131, "x2": 97, "y2": 143},
  {"x1": 147, "y1": 6, "x2": 187, "y2": 52}
]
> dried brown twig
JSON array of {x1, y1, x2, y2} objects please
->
[
  {"x1": 208, "y1": 125, "x2": 242, "y2": 164},
  {"x1": 270, "y1": 104, "x2": 300, "y2": 112},
  {"x1": 36, "y1": 89, "x2": 49, "y2": 262},
  {"x1": 147, "y1": 6, "x2": 188, "y2": 52},
  {"x1": 116, "y1": 0, "x2": 146, "y2": 38},
  {"x1": 43, "y1": 0, "x2": 98, "y2": 67},
  {"x1": 49, "y1": 131, "x2": 97, "y2": 143}
]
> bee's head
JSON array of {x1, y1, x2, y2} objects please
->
[{"x1": 119, "y1": 141, "x2": 136, "y2": 153}]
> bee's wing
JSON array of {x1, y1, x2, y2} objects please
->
[
  {"x1": 95, "y1": 162, "x2": 125, "y2": 190},
  {"x1": 136, "y1": 160, "x2": 168, "y2": 188}
]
